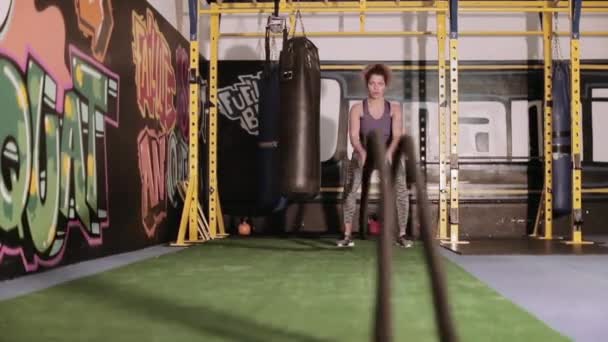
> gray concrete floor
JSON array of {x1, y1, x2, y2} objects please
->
[
  {"x1": 0, "y1": 245, "x2": 184, "y2": 301},
  {"x1": 441, "y1": 236, "x2": 608, "y2": 342}
]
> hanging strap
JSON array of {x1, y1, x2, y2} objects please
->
[
  {"x1": 292, "y1": 10, "x2": 306, "y2": 38},
  {"x1": 265, "y1": 17, "x2": 288, "y2": 64}
]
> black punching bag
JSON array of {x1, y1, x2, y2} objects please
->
[
  {"x1": 278, "y1": 16, "x2": 321, "y2": 199},
  {"x1": 256, "y1": 26, "x2": 287, "y2": 213},
  {"x1": 552, "y1": 60, "x2": 572, "y2": 217}
]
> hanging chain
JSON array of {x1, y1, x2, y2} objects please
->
[
  {"x1": 552, "y1": 12, "x2": 562, "y2": 61},
  {"x1": 272, "y1": 33, "x2": 281, "y2": 60}
]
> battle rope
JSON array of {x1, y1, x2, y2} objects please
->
[{"x1": 360, "y1": 131, "x2": 458, "y2": 342}]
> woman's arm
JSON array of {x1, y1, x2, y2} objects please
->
[
  {"x1": 349, "y1": 103, "x2": 367, "y2": 164},
  {"x1": 387, "y1": 101, "x2": 403, "y2": 160}
]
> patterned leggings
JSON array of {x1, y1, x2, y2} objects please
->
[{"x1": 343, "y1": 155, "x2": 409, "y2": 236}]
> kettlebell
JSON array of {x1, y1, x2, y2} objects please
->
[
  {"x1": 368, "y1": 214, "x2": 381, "y2": 235},
  {"x1": 238, "y1": 218, "x2": 252, "y2": 236}
]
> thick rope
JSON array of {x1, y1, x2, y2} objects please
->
[{"x1": 360, "y1": 131, "x2": 458, "y2": 342}]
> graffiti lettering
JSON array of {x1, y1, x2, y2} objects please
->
[
  {"x1": 131, "y1": 9, "x2": 184, "y2": 237},
  {"x1": 0, "y1": 0, "x2": 71, "y2": 109},
  {"x1": 0, "y1": 0, "x2": 13, "y2": 39},
  {"x1": 132, "y1": 8, "x2": 177, "y2": 131},
  {"x1": 218, "y1": 72, "x2": 261, "y2": 135},
  {"x1": 166, "y1": 131, "x2": 188, "y2": 207},
  {"x1": 175, "y1": 46, "x2": 189, "y2": 138},
  {"x1": 0, "y1": 47, "x2": 119, "y2": 270},
  {"x1": 137, "y1": 128, "x2": 167, "y2": 238},
  {"x1": 75, "y1": 0, "x2": 114, "y2": 62}
]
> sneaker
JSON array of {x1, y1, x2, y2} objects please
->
[
  {"x1": 336, "y1": 236, "x2": 355, "y2": 248},
  {"x1": 396, "y1": 235, "x2": 413, "y2": 248}
]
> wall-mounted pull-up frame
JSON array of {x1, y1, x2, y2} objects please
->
[{"x1": 172, "y1": 0, "x2": 608, "y2": 247}]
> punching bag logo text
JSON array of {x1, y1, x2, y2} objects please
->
[{"x1": 218, "y1": 72, "x2": 261, "y2": 136}]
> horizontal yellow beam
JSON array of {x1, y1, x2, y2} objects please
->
[
  {"x1": 320, "y1": 187, "x2": 608, "y2": 194},
  {"x1": 460, "y1": 1, "x2": 608, "y2": 8},
  {"x1": 462, "y1": 30, "x2": 543, "y2": 36},
  {"x1": 209, "y1": 1, "x2": 436, "y2": 9},
  {"x1": 578, "y1": 31, "x2": 608, "y2": 37},
  {"x1": 221, "y1": 31, "x2": 430, "y2": 37},
  {"x1": 202, "y1": 7, "x2": 608, "y2": 14},
  {"x1": 581, "y1": 64, "x2": 608, "y2": 70},
  {"x1": 200, "y1": 0, "x2": 608, "y2": 14},
  {"x1": 322, "y1": 64, "x2": 608, "y2": 71},
  {"x1": 320, "y1": 64, "x2": 545, "y2": 71},
  {"x1": 202, "y1": 7, "x2": 445, "y2": 14},
  {"x1": 583, "y1": 188, "x2": 608, "y2": 194},
  {"x1": 202, "y1": 0, "x2": 608, "y2": 9},
  {"x1": 460, "y1": 8, "x2": 563, "y2": 13},
  {"x1": 463, "y1": 31, "x2": 608, "y2": 37},
  {"x1": 221, "y1": 30, "x2": 608, "y2": 38}
]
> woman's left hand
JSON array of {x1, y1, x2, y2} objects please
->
[{"x1": 385, "y1": 149, "x2": 393, "y2": 164}]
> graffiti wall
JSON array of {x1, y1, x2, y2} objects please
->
[{"x1": 0, "y1": 0, "x2": 192, "y2": 279}]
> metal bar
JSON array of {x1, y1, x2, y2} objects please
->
[
  {"x1": 200, "y1": 7, "x2": 448, "y2": 14},
  {"x1": 196, "y1": 6, "x2": 608, "y2": 14},
  {"x1": 450, "y1": 0, "x2": 458, "y2": 37},
  {"x1": 446, "y1": 0, "x2": 468, "y2": 245},
  {"x1": 199, "y1": 0, "x2": 608, "y2": 11},
  {"x1": 572, "y1": 0, "x2": 582, "y2": 39},
  {"x1": 359, "y1": 0, "x2": 366, "y2": 32},
  {"x1": 542, "y1": 11, "x2": 554, "y2": 239},
  {"x1": 581, "y1": 64, "x2": 608, "y2": 70},
  {"x1": 172, "y1": 181, "x2": 193, "y2": 246},
  {"x1": 584, "y1": 30, "x2": 608, "y2": 36},
  {"x1": 320, "y1": 64, "x2": 546, "y2": 71},
  {"x1": 189, "y1": 41, "x2": 200, "y2": 240},
  {"x1": 221, "y1": 31, "x2": 431, "y2": 37},
  {"x1": 215, "y1": 190, "x2": 228, "y2": 237},
  {"x1": 320, "y1": 187, "x2": 608, "y2": 194},
  {"x1": 461, "y1": 30, "x2": 543, "y2": 36},
  {"x1": 567, "y1": 0, "x2": 588, "y2": 245},
  {"x1": 220, "y1": 30, "x2": 608, "y2": 37},
  {"x1": 460, "y1": 7, "x2": 567, "y2": 12},
  {"x1": 206, "y1": 1, "x2": 435, "y2": 8},
  {"x1": 208, "y1": 9, "x2": 220, "y2": 238},
  {"x1": 437, "y1": 11, "x2": 449, "y2": 240},
  {"x1": 448, "y1": 38, "x2": 460, "y2": 243},
  {"x1": 448, "y1": 0, "x2": 459, "y2": 244},
  {"x1": 173, "y1": 0, "x2": 201, "y2": 247}
]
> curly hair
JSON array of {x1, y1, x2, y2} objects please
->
[{"x1": 362, "y1": 63, "x2": 392, "y2": 87}]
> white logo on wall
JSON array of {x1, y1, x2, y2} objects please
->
[
  {"x1": 0, "y1": 0, "x2": 14, "y2": 40},
  {"x1": 218, "y1": 71, "x2": 262, "y2": 136}
]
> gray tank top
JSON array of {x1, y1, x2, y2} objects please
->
[{"x1": 360, "y1": 98, "x2": 392, "y2": 145}]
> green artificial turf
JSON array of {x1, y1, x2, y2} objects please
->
[{"x1": 0, "y1": 238, "x2": 569, "y2": 342}]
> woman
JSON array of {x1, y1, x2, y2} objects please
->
[{"x1": 337, "y1": 64, "x2": 412, "y2": 248}]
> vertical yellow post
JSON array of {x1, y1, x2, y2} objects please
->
[
  {"x1": 359, "y1": 0, "x2": 366, "y2": 32},
  {"x1": 445, "y1": 0, "x2": 467, "y2": 245},
  {"x1": 187, "y1": 40, "x2": 200, "y2": 242},
  {"x1": 437, "y1": 10, "x2": 449, "y2": 240},
  {"x1": 171, "y1": 1, "x2": 202, "y2": 246},
  {"x1": 448, "y1": 37, "x2": 461, "y2": 244},
  {"x1": 570, "y1": 37, "x2": 583, "y2": 243},
  {"x1": 208, "y1": 8, "x2": 220, "y2": 239},
  {"x1": 565, "y1": 0, "x2": 591, "y2": 245},
  {"x1": 539, "y1": 12, "x2": 555, "y2": 239}
]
